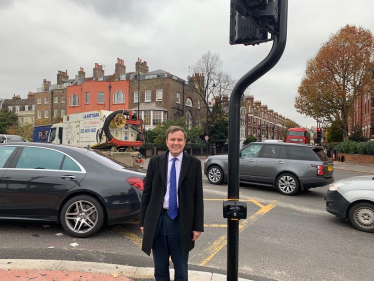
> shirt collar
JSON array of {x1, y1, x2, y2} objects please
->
[{"x1": 168, "y1": 152, "x2": 183, "y2": 162}]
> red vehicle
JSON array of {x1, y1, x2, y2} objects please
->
[{"x1": 286, "y1": 128, "x2": 308, "y2": 144}]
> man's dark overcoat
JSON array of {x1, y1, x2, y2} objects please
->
[{"x1": 139, "y1": 151, "x2": 204, "y2": 256}]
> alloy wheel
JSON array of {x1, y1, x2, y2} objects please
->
[{"x1": 65, "y1": 200, "x2": 98, "y2": 234}]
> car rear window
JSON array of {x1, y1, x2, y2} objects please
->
[
  {"x1": 312, "y1": 148, "x2": 329, "y2": 161},
  {"x1": 286, "y1": 146, "x2": 318, "y2": 161}
]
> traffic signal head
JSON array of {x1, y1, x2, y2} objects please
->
[
  {"x1": 230, "y1": 0, "x2": 279, "y2": 46},
  {"x1": 317, "y1": 128, "x2": 322, "y2": 143}
]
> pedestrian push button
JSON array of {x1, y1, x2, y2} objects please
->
[{"x1": 223, "y1": 201, "x2": 247, "y2": 220}]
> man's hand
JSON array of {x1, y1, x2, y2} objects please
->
[
  {"x1": 191, "y1": 231, "x2": 201, "y2": 241},
  {"x1": 140, "y1": 227, "x2": 144, "y2": 234}
]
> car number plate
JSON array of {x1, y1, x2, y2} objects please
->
[{"x1": 328, "y1": 166, "x2": 333, "y2": 172}]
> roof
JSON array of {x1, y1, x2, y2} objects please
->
[{"x1": 130, "y1": 102, "x2": 168, "y2": 111}]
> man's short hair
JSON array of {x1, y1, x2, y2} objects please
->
[{"x1": 165, "y1": 126, "x2": 186, "y2": 140}]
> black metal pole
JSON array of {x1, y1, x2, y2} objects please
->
[
  {"x1": 227, "y1": 1, "x2": 288, "y2": 280},
  {"x1": 137, "y1": 72, "x2": 140, "y2": 118},
  {"x1": 108, "y1": 84, "x2": 112, "y2": 111}
]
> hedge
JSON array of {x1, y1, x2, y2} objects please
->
[{"x1": 336, "y1": 141, "x2": 374, "y2": 155}]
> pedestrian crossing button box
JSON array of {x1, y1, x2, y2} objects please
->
[{"x1": 223, "y1": 201, "x2": 247, "y2": 220}]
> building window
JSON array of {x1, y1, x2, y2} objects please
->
[
  {"x1": 54, "y1": 96, "x2": 58, "y2": 103},
  {"x1": 61, "y1": 96, "x2": 65, "y2": 103},
  {"x1": 186, "y1": 98, "x2": 193, "y2": 107},
  {"x1": 144, "y1": 111, "x2": 151, "y2": 126},
  {"x1": 25, "y1": 105, "x2": 29, "y2": 112},
  {"x1": 44, "y1": 109, "x2": 49, "y2": 118},
  {"x1": 113, "y1": 90, "x2": 124, "y2": 104},
  {"x1": 37, "y1": 98, "x2": 41, "y2": 104},
  {"x1": 156, "y1": 89, "x2": 163, "y2": 101},
  {"x1": 197, "y1": 100, "x2": 200, "y2": 109},
  {"x1": 153, "y1": 111, "x2": 162, "y2": 125},
  {"x1": 37, "y1": 110, "x2": 41, "y2": 118},
  {"x1": 186, "y1": 111, "x2": 192, "y2": 129},
  {"x1": 54, "y1": 109, "x2": 58, "y2": 117},
  {"x1": 163, "y1": 112, "x2": 167, "y2": 121},
  {"x1": 32, "y1": 105, "x2": 35, "y2": 111},
  {"x1": 15, "y1": 106, "x2": 20, "y2": 113},
  {"x1": 85, "y1": 92, "x2": 90, "y2": 104},
  {"x1": 45, "y1": 97, "x2": 49, "y2": 104},
  {"x1": 69, "y1": 94, "x2": 79, "y2": 106},
  {"x1": 145, "y1": 90, "x2": 151, "y2": 102},
  {"x1": 97, "y1": 92, "x2": 104, "y2": 104},
  {"x1": 176, "y1": 93, "x2": 180, "y2": 104},
  {"x1": 134, "y1": 91, "x2": 139, "y2": 103},
  {"x1": 8, "y1": 106, "x2": 13, "y2": 112},
  {"x1": 61, "y1": 109, "x2": 65, "y2": 117}
]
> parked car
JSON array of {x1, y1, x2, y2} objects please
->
[
  {"x1": 204, "y1": 142, "x2": 334, "y2": 195},
  {"x1": 0, "y1": 142, "x2": 145, "y2": 237},
  {"x1": 0, "y1": 134, "x2": 26, "y2": 143},
  {"x1": 325, "y1": 176, "x2": 374, "y2": 233}
]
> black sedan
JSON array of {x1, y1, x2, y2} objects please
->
[{"x1": 0, "y1": 143, "x2": 145, "y2": 238}]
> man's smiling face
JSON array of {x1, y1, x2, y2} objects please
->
[{"x1": 166, "y1": 130, "x2": 186, "y2": 157}]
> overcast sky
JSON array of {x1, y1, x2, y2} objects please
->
[{"x1": 1, "y1": 0, "x2": 373, "y2": 128}]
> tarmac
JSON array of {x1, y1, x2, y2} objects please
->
[{"x1": 1, "y1": 159, "x2": 373, "y2": 281}]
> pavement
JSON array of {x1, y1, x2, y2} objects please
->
[{"x1": 1, "y1": 158, "x2": 373, "y2": 281}]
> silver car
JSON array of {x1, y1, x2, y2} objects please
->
[
  {"x1": 325, "y1": 176, "x2": 374, "y2": 233},
  {"x1": 204, "y1": 142, "x2": 334, "y2": 196}
]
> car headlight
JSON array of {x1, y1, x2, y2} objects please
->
[{"x1": 328, "y1": 181, "x2": 350, "y2": 191}]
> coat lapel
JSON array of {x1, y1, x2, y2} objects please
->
[
  {"x1": 159, "y1": 152, "x2": 167, "y2": 190},
  {"x1": 179, "y1": 152, "x2": 192, "y2": 188}
]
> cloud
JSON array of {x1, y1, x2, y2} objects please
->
[{"x1": 1, "y1": 0, "x2": 373, "y2": 128}]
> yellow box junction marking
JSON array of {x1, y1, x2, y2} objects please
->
[
  {"x1": 113, "y1": 198, "x2": 276, "y2": 266},
  {"x1": 199, "y1": 200, "x2": 277, "y2": 266}
]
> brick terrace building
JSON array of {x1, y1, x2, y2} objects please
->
[
  {"x1": 348, "y1": 82, "x2": 374, "y2": 139},
  {"x1": 1, "y1": 93, "x2": 35, "y2": 125},
  {"x1": 129, "y1": 62, "x2": 205, "y2": 130},
  {"x1": 67, "y1": 59, "x2": 130, "y2": 115}
]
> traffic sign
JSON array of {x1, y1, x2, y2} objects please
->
[{"x1": 205, "y1": 135, "x2": 209, "y2": 141}]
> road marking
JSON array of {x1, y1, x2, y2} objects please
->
[
  {"x1": 199, "y1": 200, "x2": 277, "y2": 266},
  {"x1": 112, "y1": 226, "x2": 143, "y2": 247}
]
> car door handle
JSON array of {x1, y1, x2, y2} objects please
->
[
  {"x1": 277, "y1": 161, "x2": 285, "y2": 164},
  {"x1": 248, "y1": 159, "x2": 255, "y2": 162},
  {"x1": 61, "y1": 175, "x2": 75, "y2": 180}
]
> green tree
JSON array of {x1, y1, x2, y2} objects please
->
[
  {"x1": 208, "y1": 102, "x2": 229, "y2": 146},
  {"x1": 327, "y1": 120, "x2": 344, "y2": 142},
  {"x1": 243, "y1": 135, "x2": 257, "y2": 146},
  {"x1": 6, "y1": 123, "x2": 33, "y2": 142},
  {"x1": 295, "y1": 25, "x2": 374, "y2": 140},
  {"x1": 349, "y1": 124, "x2": 368, "y2": 142},
  {"x1": 0, "y1": 108, "x2": 17, "y2": 134},
  {"x1": 148, "y1": 118, "x2": 204, "y2": 150}
]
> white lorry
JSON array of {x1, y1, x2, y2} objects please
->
[{"x1": 48, "y1": 110, "x2": 144, "y2": 166}]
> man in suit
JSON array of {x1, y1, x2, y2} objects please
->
[{"x1": 139, "y1": 126, "x2": 204, "y2": 281}]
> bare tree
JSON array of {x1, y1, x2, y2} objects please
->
[{"x1": 190, "y1": 51, "x2": 235, "y2": 121}]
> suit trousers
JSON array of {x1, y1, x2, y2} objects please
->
[{"x1": 152, "y1": 211, "x2": 189, "y2": 281}]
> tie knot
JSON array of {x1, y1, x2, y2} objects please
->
[{"x1": 172, "y1": 158, "x2": 177, "y2": 163}]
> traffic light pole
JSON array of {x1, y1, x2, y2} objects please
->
[{"x1": 227, "y1": 1, "x2": 288, "y2": 280}]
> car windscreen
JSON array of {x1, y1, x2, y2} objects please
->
[
  {"x1": 312, "y1": 148, "x2": 329, "y2": 161},
  {"x1": 287, "y1": 131, "x2": 306, "y2": 137}
]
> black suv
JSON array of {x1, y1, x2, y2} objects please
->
[{"x1": 204, "y1": 142, "x2": 334, "y2": 195}]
